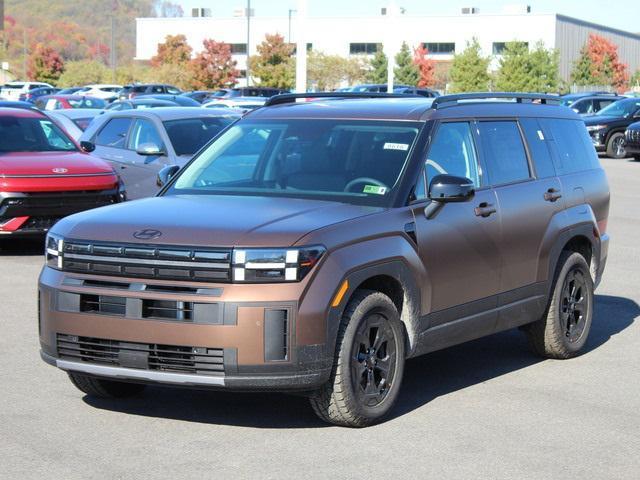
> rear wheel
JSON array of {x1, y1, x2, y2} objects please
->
[
  {"x1": 310, "y1": 290, "x2": 405, "y2": 427},
  {"x1": 606, "y1": 132, "x2": 626, "y2": 159},
  {"x1": 67, "y1": 372, "x2": 146, "y2": 398},
  {"x1": 526, "y1": 251, "x2": 594, "y2": 359}
]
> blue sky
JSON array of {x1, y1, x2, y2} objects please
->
[{"x1": 177, "y1": 1, "x2": 639, "y2": 33}]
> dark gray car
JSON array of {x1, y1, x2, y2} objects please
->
[{"x1": 79, "y1": 107, "x2": 240, "y2": 199}]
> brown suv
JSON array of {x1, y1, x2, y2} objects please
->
[{"x1": 39, "y1": 92, "x2": 610, "y2": 427}]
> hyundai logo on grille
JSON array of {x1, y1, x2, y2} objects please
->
[
  {"x1": 52, "y1": 167, "x2": 68, "y2": 174},
  {"x1": 133, "y1": 229, "x2": 162, "y2": 240}
]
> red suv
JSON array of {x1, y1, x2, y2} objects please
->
[{"x1": 0, "y1": 108, "x2": 123, "y2": 235}]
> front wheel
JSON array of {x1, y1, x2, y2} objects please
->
[
  {"x1": 606, "y1": 132, "x2": 626, "y2": 159},
  {"x1": 310, "y1": 290, "x2": 405, "y2": 427}
]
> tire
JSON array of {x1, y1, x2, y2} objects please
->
[
  {"x1": 309, "y1": 290, "x2": 406, "y2": 427},
  {"x1": 526, "y1": 251, "x2": 594, "y2": 359},
  {"x1": 634, "y1": 155, "x2": 640, "y2": 162},
  {"x1": 67, "y1": 372, "x2": 146, "y2": 398},
  {"x1": 606, "y1": 132, "x2": 626, "y2": 159}
]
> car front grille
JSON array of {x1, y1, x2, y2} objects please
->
[
  {"x1": 61, "y1": 240, "x2": 232, "y2": 282},
  {"x1": 0, "y1": 190, "x2": 119, "y2": 218},
  {"x1": 626, "y1": 128, "x2": 640, "y2": 146},
  {"x1": 56, "y1": 334, "x2": 225, "y2": 376}
]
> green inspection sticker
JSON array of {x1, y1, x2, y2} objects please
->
[{"x1": 363, "y1": 185, "x2": 387, "y2": 195}]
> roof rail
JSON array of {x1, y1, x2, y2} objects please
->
[
  {"x1": 432, "y1": 92, "x2": 561, "y2": 109},
  {"x1": 264, "y1": 92, "x2": 419, "y2": 107}
]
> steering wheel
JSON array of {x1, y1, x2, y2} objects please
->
[{"x1": 344, "y1": 177, "x2": 389, "y2": 193}]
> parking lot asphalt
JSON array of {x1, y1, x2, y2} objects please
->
[{"x1": 1, "y1": 157, "x2": 638, "y2": 480}]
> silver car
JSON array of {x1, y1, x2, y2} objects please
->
[
  {"x1": 46, "y1": 109, "x2": 103, "y2": 141},
  {"x1": 79, "y1": 107, "x2": 240, "y2": 199}
]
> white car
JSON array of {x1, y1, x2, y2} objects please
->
[
  {"x1": 0, "y1": 81, "x2": 53, "y2": 100},
  {"x1": 203, "y1": 96, "x2": 267, "y2": 113},
  {"x1": 76, "y1": 84, "x2": 123, "y2": 101}
]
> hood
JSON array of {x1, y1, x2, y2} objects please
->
[
  {"x1": 583, "y1": 115, "x2": 620, "y2": 125},
  {"x1": 0, "y1": 151, "x2": 114, "y2": 177},
  {"x1": 53, "y1": 195, "x2": 384, "y2": 247}
]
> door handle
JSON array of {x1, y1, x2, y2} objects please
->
[
  {"x1": 544, "y1": 188, "x2": 562, "y2": 202},
  {"x1": 474, "y1": 202, "x2": 497, "y2": 217}
]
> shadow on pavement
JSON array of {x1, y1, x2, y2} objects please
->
[
  {"x1": 0, "y1": 236, "x2": 45, "y2": 256},
  {"x1": 83, "y1": 294, "x2": 638, "y2": 428}
]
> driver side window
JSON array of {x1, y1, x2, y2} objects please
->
[{"x1": 416, "y1": 122, "x2": 481, "y2": 199}]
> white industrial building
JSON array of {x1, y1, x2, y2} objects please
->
[{"x1": 135, "y1": 6, "x2": 640, "y2": 87}]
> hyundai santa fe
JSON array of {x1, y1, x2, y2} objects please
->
[{"x1": 38, "y1": 92, "x2": 610, "y2": 427}]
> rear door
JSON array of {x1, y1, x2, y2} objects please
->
[
  {"x1": 124, "y1": 117, "x2": 173, "y2": 198},
  {"x1": 477, "y1": 119, "x2": 563, "y2": 309}
]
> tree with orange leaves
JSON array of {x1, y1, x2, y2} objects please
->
[
  {"x1": 413, "y1": 44, "x2": 436, "y2": 88},
  {"x1": 571, "y1": 34, "x2": 629, "y2": 92}
]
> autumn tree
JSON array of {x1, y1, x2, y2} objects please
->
[
  {"x1": 413, "y1": 44, "x2": 436, "y2": 87},
  {"x1": 307, "y1": 51, "x2": 368, "y2": 90},
  {"x1": 571, "y1": 34, "x2": 629, "y2": 92},
  {"x1": 394, "y1": 42, "x2": 419, "y2": 86},
  {"x1": 367, "y1": 47, "x2": 387, "y2": 84},
  {"x1": 449, "y1": 38, "x2": 490, "y2": 93},
  {"x1": 57, "y1": 60, "x2": 110, "y2": 86},
  {"x1": 189, "y1": 39, "x2": 238, "y2": 89},
  {"x1": 248, "y1": 34, "x2": 295, "y2": 89},
  {"x1": 27, "y1": 43, "x2": 64, "y2": 85},
  {"x1": 151, "y1": 34, "x2": 192, "y2": 67}
]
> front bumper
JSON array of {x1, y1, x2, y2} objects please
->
[
  {"x1": 38, "y1": 267, "x2": 333, "y2": 391},
  {"x1": 588, "y1": 130, "x2": 606, "y2": 151}
]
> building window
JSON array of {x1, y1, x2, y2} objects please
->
[
  {"x1": 492, "y1": 41, "x2": 528, "y2": 55},
  {"x1": 239, "y1": 70, "x2": 247, "y2": 78},
  {"x1": 349, "y1": 43, "x2": 380, "y2": 55},
  {"x1": 423, "y1": 42, "x2": 455, "y2": 54},
  {"x1": 289, "y1": 43, "x2": 313, "y2": 54},
  {"x1": 230, "y1": 43, "x2": 248, "y2": 54}
]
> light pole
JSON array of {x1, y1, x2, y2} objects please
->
[
  {"x1": 246, "y1": 0, "x2": 251, "y2": 86},
  {"x1": 295, "y1": 0, "x2": 307, "y2": 93},
  {"x1": 288, "y1": 9, "x2": 297, "y2": 44}
]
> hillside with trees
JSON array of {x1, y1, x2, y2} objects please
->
[{"x1": 0, "y1": 0, "x2": 181, "y2": 79}]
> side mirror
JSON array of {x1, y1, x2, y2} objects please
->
[
  {"x1": 80, "y1": 140, "x2": 95, "y2": 153},
  {"x1": 428, "y1": 174, "x2": 475, "y2": 203},
  {"x1": 136, "y1": 142, "x2": 165, "y2": 156},
  {"x1": 157, "y1": 165, "x2": 180, "y2": 187}
]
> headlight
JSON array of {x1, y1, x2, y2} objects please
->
[
  {"x1": 586, "y1": 125, "x2": 606, "y2": 132},
  {"x1": 45, "y1": 233, "x2": 64, "y2": 269},
  {"x1": 232, "y1": 246, "x2": 325, "y2": 283}
]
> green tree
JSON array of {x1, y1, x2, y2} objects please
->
[
  {"x1": 307, "y1": 51, "x2": 368, "y2": 90},
  {"x1": 189, "y1": 39, "x2": 238, "y2": 89},
  {"x1": 151, "y1": 34, "x2": 192, "y2": 67},
  {"x1": 115, "y1": 63, "x2": 152, "y2": 85},
  {"x1": 394, "y1": 42, "x2": 419, "y2": 86},
  {"x1": 248, "y1": 33, "x2": 294, "y2": 89},
  {"x1": 495, "y1": 41, "x2": 530, "y2": 91},
  {"x1": 57, "y1": 60, "x2": 110, "y2": 86},
  {"x1": 27, "y1": 43, "x2": 64, "y2": 84},
  {"x1": 631, "y1": 70, "x2": 640, "y2": 88},
  {"x1": 527, "y1": 42, "x2": 560, "y2": 92},
  {"x1": 449, "y1": 38, "x2": 490, "y2": 93},
  {"x1": 367, "y1": 47, "x2": 387, "y2": 84}
]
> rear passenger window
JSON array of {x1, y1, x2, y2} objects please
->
[
  {"x1": 425, "y1": 122, "x2": 481, "y2": 187},
  {"x1": 477, "y1": 121, "x2": 530, "y2": 186},
  {"x1": 95, "y1": 118, "x2": 132, "y2": 148},
  {"x1": 539, "y1": 119, "x2": 600, "y2": 174},
  {"x1": 519, "y1": 118, "x2": 556, "y2": 178}
]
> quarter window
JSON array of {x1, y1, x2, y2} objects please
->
[
  {"x1": 95, "y1": 118, "x2": 132, "y2": 148},
  {"x1": 477, "y1": 121, "x2": 530, "y2": 186},
  {"x1": 425, "y1": 122, "x2": 481, "y2": 188},
  {"x1": 539, "y1": 118, "x2": 600, "y2": 174}
]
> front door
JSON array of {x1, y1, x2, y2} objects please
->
[{"x1": 412, "y1": 121, "x2": 502, "y2": 328}]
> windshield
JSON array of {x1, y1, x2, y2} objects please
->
[
  {"x1": 0, "y1": 116, "x2": 77, "y2": 152},
  {"x1": 163, "y1": 117, "x2": 238, "y2": 156},
  {"x1": 596, "y1": 99, "x2": 640, "y2": 117},
  {"x1": 168, "y1": 119, "x2": 421, "y2": 206}
]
